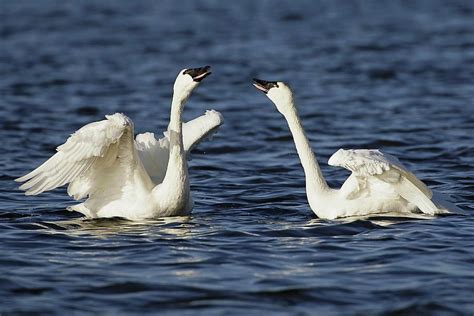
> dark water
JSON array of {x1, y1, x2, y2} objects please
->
[{"x1": 1, "y1": 0, "x2": 473, "y2": 314}]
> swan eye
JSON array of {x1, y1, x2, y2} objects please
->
[{"x1": 269, "y1": 82, "x2": 279, "y2": 89}]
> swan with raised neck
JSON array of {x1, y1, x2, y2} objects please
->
[
  {"x1": 15, "y1": 66, "x2": 214, "y2": 220},
  {"x1": 253, "y1": 78, "x2": 452, "y2": 219},
  {"x1": 151, "y1": 66, "x2": 212, "y2": 216}
]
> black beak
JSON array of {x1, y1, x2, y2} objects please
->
[
  {"x1": 184, "y1": 66, "x2": 212, "y2": 82},
  {"x1": 252, "y1": 78, "x2": 279, "y2": 94}
]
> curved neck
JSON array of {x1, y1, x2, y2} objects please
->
[
  {"x1": 282, "y1": 101, "x2": 328, "y2": 196},
  {"x1": 168, "y1": 94, "x2": 185, "y2": 133},
  {"x1": 158, "y1": 93, "x2": 189, "y2": 192}
]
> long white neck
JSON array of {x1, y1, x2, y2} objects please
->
[
  {"x1": 281, "y1": 100, "x2": 329, "y2": 203},
  {"x1": 157, "y1": 93, "x2": 189, "y2": 194}
]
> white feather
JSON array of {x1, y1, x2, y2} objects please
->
[
  {"x1": 136, "y1": 109, "x2": 224, "y2": 184},
  {"x1": 329, "y1": 149, "x2": 434, "y2": 207},
  {"x1": 16, "y1": 113, "x2": 134, "y2": 196},
  {"x1": 16, "y1": 68, "x2": 222, "y2": 220},
  {"x1": 259, "y1": 81, "x2": 454, "y2": 219}
]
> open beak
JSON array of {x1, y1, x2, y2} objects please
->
[
  {"x1": 184, "y1": 66, "x2": 212, "y2": 82},
  {"x1": 252, "y1": 78, "x2": 278, "y2": 94}
]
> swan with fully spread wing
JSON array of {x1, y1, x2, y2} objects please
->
[
  {"x1": 16, "y1": 66, "x2": 223, "y2": 220},
  {"x1": 253, "y1": 78, "x2": 454, "y2": 219}
]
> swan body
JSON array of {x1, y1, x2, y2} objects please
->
[
  {"x1": 16, "y1": 67, "x2": 222, "y2": 220},
  {"x1": 253, "y1": 78, "x2": 452, "y2": 219},
  {"x1": 136, "y1": 109, "x2": 223, "y2": 184}
]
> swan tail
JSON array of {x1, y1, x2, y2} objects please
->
[
  {"x1": 67, "y1": 203, "x2": 94, "y2": 218},
  {"x1": 395, "y1": 176, "x2": 445, "y2": 215},
  {"x1": 431, "y1": 191, "x2": 460, "y2": 213}
]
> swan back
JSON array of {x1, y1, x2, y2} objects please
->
[
  {"x1": 328, "y1": 149, "x2": 440, "y2": 215},
  {"x1": 328, "y1": 149, "x2": 432, "y2": 197}
]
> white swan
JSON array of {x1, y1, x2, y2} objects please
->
[
  {"x1": 253, "y1": 78, "x2": 453, "y2": 219},
  {"x1": 16, "y1": 66, "x2": 223, "y2": 220}
]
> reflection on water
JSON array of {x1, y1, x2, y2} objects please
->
[{"x1": 35, "y1": 216, "x2": 193, "y2": 238}]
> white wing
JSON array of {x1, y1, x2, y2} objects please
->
[
  {"x1": 16, "y1": 113, "x2": 147, "y2": 199},
  {"x1": 181, "y1": 109, "x2": 224, "y2": 153},
  {"x1": 136, "y1": 110, "x2": 223, "y2": 183},
  {"x1": 328, "y1": 149, "x2": 438, "y2": 215},
  {"x1": 135, "y1": 132, "x2": 169, "y2": 185}
]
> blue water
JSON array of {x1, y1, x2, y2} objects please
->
[{"x1": 1, "y1": 0, "x2": 474, "y2": 314}]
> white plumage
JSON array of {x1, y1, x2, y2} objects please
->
[
  {"x1": 16, "y1": 67, "x2": 222, "y2": 220},
  {"x1": 135, "y1": 109, "x2": 223, "y2": 183},
  {"x1": 253, "y1": 79, "x2": 457, "y2": 219},
  {"x1": 328, "y1": 149, "x2": 433, "y2": 197},
  {"x1": 328, "y1": 149, "x2": 439, "y2": 216},
  {"x1": 17, "y1": 113, "x2": 132, "y2": 197}
]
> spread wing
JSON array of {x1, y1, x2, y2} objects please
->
[
  {"x1": 328, "y1": 149, "x2": 438, "y2": 215},
  {"x1": 181, "y1": 109, "x2": 224, "y2": 153},
  {"x1": 136, "y1": 110, "x2": 223, "y2": 183},
  {"x1": 15, "y1": 113, "x2": 144, "y2": 199}
]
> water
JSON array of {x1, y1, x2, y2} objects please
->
[{"x1": 1, "y1": 0, "x2": 473, "y2": 314}]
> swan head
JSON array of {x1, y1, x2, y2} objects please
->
[
  {"x1": 173, "y1": 66, "x2": 212, "y2": 100},
  {"x1": 252, "y1": 78, "x2": 294, "y2": 115}
]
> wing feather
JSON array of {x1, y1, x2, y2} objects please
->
[
  {"x1": 182, "y1": 109, "x2": 224, "y2": 152},
  {"x1": 329, "y1": 149, "x2": 437, "y2": 214},
  {"x1": 136, "y1": 110, "x2": 223, "y2": 184},
  {"x1": 16, "y1": 113, "x2": 132, "y2": 197},
  {"x1": 329, "y1": 149, "x2": 432, "y2": 197},
  {"x1": 395, "y1": 176, "x2": 439, "y2": 215}
]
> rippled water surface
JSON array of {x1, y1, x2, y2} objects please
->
[{"x1": 1, "y1": 0, "x2": 474, "y2": 314}]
